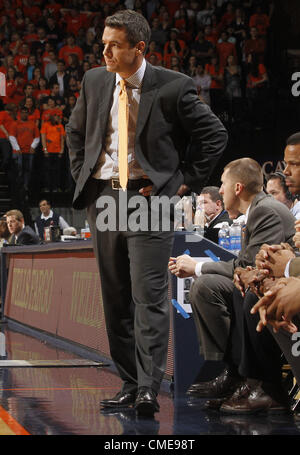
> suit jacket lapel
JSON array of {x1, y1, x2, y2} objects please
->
[
  {"x1": 98, "y1": 71, "x2": 115, "y2": 140},
  {"x1": 135, "y1": 63, "x2": 158, "y2": 141}
]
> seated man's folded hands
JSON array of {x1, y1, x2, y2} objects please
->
[
  {"x1": 255, "y1": 243, "x2": 296, "y2": 277},
  {"x1": 168, "y1": 255, "x2": 198, "y2": 278}
]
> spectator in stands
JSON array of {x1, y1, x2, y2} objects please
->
[
  {"x1": 205, "y1": 55, "x2": 224, "y2": 114},
  {"x1": 0, "y1": 216, "x2": 11, "y2": 246},
  {"x1": 266, "y1": 172, "x2": 300, "y2": 220},
  {"x1": 185, "y1": 55, "x2": 198, "y2": 77},
  {"x1": 34, "y1": 199, "x2": 70, "y2": 240},
  {"x1": 197, "y1": 186, "x2": 232, "y2": 244},
  {"x1": 0, "y1": 103, "x2": 14, "y2": 171},
  {"x1": 81, "y1": 30, "x2": 96, "y2": 54},
  {"x1": 145, "y1": 40, "x2": 163, "y2": 65},
  {"x1": 246, "y1": 52, "x2": 268, "y2": 129},
  {"x1": 33, "y1": 77, "x2": 51, "y2": 104},
  {"x1": 5, "y1": 209, "x2": 40, "y2": 245},
  {"x1": 49, "y1": 59, "x2": 69, "y2": 97},
  {"x1": 48, "y1": 82, "x2": 65, "y2": 110},
  {"x1": 41, "y1": 114, "x2": 65, "y2": 192},
  {"x1": 249, "y1": 5, "x2": 270, "y2": 37},
  {"x1": 224, "y1": 54, "x2": 242, "y2": 124},
  {"x1": 244, "y1": 26, "x2": 266, "y2": 62},
  {"x1": 192, "y1": 63, "x2": 211, "y2": 105},
  {"x1": 26, "y1": 55, "x2": 38, "y2": 82},
  {"x1": 31, "y1": 66, "x2": 43, "y2": 88},
  {"x1": 9, "y1": 106, "x2": 40, "y2": 192},
  {"x1": 65, "y1": 76, "x2": 80, "y2": 99},
  {"x1": 19, "y1": 96, "x2": 40, "y2": 127},
  {"x1": 169, "y1": 158, "x2": 295, "y2": 414},
  {"x1": 196, "y1": 0, "x2": 215, "y2": 28},
  {"x1": 41, "y1": 96, "x2": 62, "y2": 123},
  {"x1": 216, "y1": 31, "x2": 237, "y2": 68},
  {"x1": 13, "y1": 42, "x2": 30, "y2": 75},
  {"x1": 30, "y1": 27, "x2": 48, "y2": 57},
  {"x1": 150, "y1": 16, "x2": 167, "y2": 51},
  {"x1": 192, "y1": 29, "x2": 214, "y2": 66},
  {"x1": 163, "y1": 28, "x2": 187, "y2": 68},
  {"x1": 65, "y1": 53, "x2": 83, "y2": 81},
  {"x1": 63, "y1": 94, "x2": 77, "y2": 125},
  {"x1": 58, "y1": 34, "x2": 84, "y2": 66},
  {"x1": 45, "y1": 15, "x2": 63, "y2": 49},
  {"x1": 44, "y1": 49, "x2": 58, "y2": 82}
]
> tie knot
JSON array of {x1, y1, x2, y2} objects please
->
[{"x1": 120, "y1": 79, "x2": 127, "y2": 91}]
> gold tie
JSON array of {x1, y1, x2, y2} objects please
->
[{"x1": 118, "y1": 79, "x2": 129, "y2": 191}]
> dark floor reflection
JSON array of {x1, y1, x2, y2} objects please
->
[{"x1": 0, "y1": 323, "x2": 299, "y2": 435}]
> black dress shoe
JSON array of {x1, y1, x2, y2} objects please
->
[
  {"x1": 187, "y1": 368, "x2": 242, "y2": 398},
  {"x1": 135, "y1": 387, "x2": 160, "y2": 417},
  {"x1": 100, "y1": 390, "x2": 136, "y2": 409},
  {"x1": 220, "y1": 381, "x2": 290, "y2": 415}
]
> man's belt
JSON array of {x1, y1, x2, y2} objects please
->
[{"x1": 100, "y1": 178, "x2": 152, "y2": 190}]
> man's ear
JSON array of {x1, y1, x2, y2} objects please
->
[{"x1": 235, "y1": 182, "x2": 244, "y2": 196}]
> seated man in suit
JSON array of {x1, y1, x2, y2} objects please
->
[
  {"x1": 6, "y1": 210, "x2": 40, "y2": 245},
  {"x1": 169, "y1": 157, "x2": 296, "y2": 414},
  {"x1": 197, "y1": 186, "x2": 231, "y2": 244}
]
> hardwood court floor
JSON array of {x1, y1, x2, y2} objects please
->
[{"x1": 0, "y1": 323, "x2": 299, "y2": 437}]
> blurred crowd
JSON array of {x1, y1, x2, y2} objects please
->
[{"x1": 0, "y1": 0, "x2": 275, "y2": 201}]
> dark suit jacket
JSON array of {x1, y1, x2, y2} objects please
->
[
  {"x1": 11, "y1": 226, "x2": 40, "y2": 246},
  {"x1": 204, "y1": 210, "x2": 232, "y2": 244},
  {"x1": 202, "y1": 192, "x2": 296, "y2": 278},
  {"x1": 66, "y1": 63, "x2": 228, "y2": 210}
]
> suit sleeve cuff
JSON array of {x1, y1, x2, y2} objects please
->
[
  {"x1": 195, "y1": 261, "x2": 203, "y2": 277},
  {"x1": 284, "y1": 259, "x2": 291, "y2": 277}
]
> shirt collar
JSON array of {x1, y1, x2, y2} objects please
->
[
  {"x1": 115, "y1": 58, "x2": 146, "y2": 89},
  {"x1": 244, "y1": 205, "x2": 251, "y2": 224},
  {"x1": 41, "y1": 210, "x2": 53, "y2": 220}
]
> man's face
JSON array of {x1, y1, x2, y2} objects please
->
[
  {"x1": 283, "y1": 144, "x2": 300, "y2": 195},
  {"x1": 39, "y1": 200, "x2": 50, "y2": 215},
  {"x1": 6, "y1": 216, "x2": 23, "y2": 235},
  {"x1": 102, "y1": 26, "x2": 144, "y2": 78},
  {"x1": 198, "y1": 193, "x2": 221, "y2": 220},
  {"x1": 266, "y1": 178, "x2": 289, "y2": 205},
  {"x1": 20, "y1": 110, "x2": 28, "y2": 121},
  {"x1": 219, "y1": 170, "x2": 239, "y2": 218}
]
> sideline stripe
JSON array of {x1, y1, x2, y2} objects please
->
[
  {"x1": 0, "y1": 405, "x2": 30, "y2": 435},
  {"x1": 0, "y1": 386, "x2": 120, "y2": 392}
]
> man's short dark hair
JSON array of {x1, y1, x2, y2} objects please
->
[
  {"x1": 201, "y1": 186, "x2": 224, "y2": 205},
  {"x1": 287, "y1": 132, "x2": 300, "y2": 146},
  {"x1": 105, "y1": 10, "x2": 151, "y2": 52}
]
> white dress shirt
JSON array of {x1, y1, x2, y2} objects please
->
[{"x1": 93, "y1": 58, "x2": 146, "y2": 180}]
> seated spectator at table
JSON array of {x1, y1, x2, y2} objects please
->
[
  {"x1": 197, "y1": 186, "x2": 232, "y2": 244},
  {"x1": 34, "y1": 199, "x2": 70, "y2": 240},
  {"x1": 5, "y1": 209, "x2": 40, "y2": 245},
  {"x1": 0, "y1": 216, "x2": 11, "y2": 246},
  {"x1": 169, "y1": 158, "x2": 295, "y2": 415},
  {"x1": 266, "y1": 172, "x2": 300, "y2": 220}
]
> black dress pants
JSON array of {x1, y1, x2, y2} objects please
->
[{"x1": 86, "y1": 179, "x2": 174, "y2": 394}]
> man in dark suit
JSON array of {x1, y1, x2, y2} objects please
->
[
  {"x1": 169, "y1": 158, "x2": 295, "y2": 414},
  {"x1": 198, "y1": 186, "x2": 232, "y2": 244},
  {"x1": 6, "y1": 210, "x2": 40, "y2": 245},
  {"x1": 66, "y1": 10, "x2": 228, "y2": 417}
]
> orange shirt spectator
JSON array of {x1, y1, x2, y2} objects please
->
[
  {"x1": 45, "y1": 1, "x2": 62, "y2": 20},
  {"x1": 58, "y1": 38, "x2": 84, "y2": 65},
  {"x1": 216, "y1": 32, "x2": 237, "y2": 68},
  {"x1": 42, "y1": 107, "x2": 63, "y2": 123},
  {"x1": 205, "y1": 61, "x2": 224, "y2": 89},
  {"x1": 0, "y1": 109, "x2": 14, "y2": 139},
  {"x1": 249, "y1": 11, "x2": 269, "y2": 36},
  {"x1": 65, "y1": 10, "x2": 87, "y2": 35},
  {"x1": 247, "y1": 62, "x2": 267, "y2": 88},
  {"x1": 9, "y1": 118, "x2": 39, "y2": 154},
  {"x1": 41, "y1": 119, "x2": 65, "y2": 154},
  {"x1": 23, "y1": 4, "x2": 42, "y2": 23}
]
